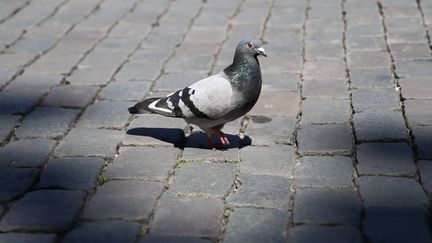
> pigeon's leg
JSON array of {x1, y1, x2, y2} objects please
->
[
  {"x1": 210, "y1": 129, "x2": 230, "y2": 145},
  {"x1": 205, "y1": 131, "x2": 216, "y2": 149}
]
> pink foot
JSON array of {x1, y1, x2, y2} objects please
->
[{"x1": 210, "y1": 129, "x2": 230, "y2": 146}]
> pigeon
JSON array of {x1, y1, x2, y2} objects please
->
[{"x1": 128, "y1": 38, "x2": 266, "y2": 147}]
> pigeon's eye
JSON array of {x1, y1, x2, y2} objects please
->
[{"x1": 246, "y1": 42, "x2": 253, "y2": 49}]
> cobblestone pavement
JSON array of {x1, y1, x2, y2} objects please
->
[{"x1": 0, "y1": 0, "x2": 431, "y2": 242}]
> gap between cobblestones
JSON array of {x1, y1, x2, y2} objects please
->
[
  {"x1": 416, "y1": 0, "x2": 432, "y2": 53},
  {"x1": 0, "y1": 1, "x2": 31, "y2": 25},
  {"x1": 290, "y1": 0, "x2": 310, "y2": 233},
  {"x1": 340, "y1": 1, "x2": 365, "y2": 240}
]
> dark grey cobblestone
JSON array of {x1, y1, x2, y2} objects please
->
[
  {"x1": 287, "y1": 225, "x2": 363, "y2": 243},
  {"x1": 77, "y1": 100, "x2": 134, "y2": 129},
  {"x1": 36, "y1": 157, "x2": 104, "y2": 191},
  {"x1": 351, "y1": 87, "x2": 401, "y2": 113},
  {"x1": 353, "y1": 111, "x2": 407, "y2": 141},
  {"x1": 297, "y1": 123, "x2": 352, "y2": 153},
  {"x1": 170, "y1": 162, "x2": 237, "y2": 197},
  {"x1": 100, "y1": 81, "x2": 152, "y2": 101},
  {"x1": 399, "y1": 77, "x2": 432, "y2": 99},
  {"x1": 294, "y1": 156, "x2": 354, "y2": 188},
  {"x1": 0, "y1": 190, "x2": 84, "y2": 232},
  {"x1": 418, "y1": 160, "x2": 432, "y2": 195},
  {"x1": 358, "y1": 176, "x2": 428, "y2": 208},
  {"x1": 139, "y1": 235, "x2": 211, "y2": 243},
  {"x1": 404, "y1": 99, "x2": 432, "y2": 126},
  {"x1": 15, "y1": 107, "x2": 79, "y2": 139},
  {"x1": 293, "y1": 188, "x2": 361, "y2": 225},
  {"x1": 54, "y1": 128, "x2": 123, "y2": 157},
  {"x1": 245, "y1": 115, "x2": 296, "y2": 146},
  {"x1": 62, "y1": 220, "x2": 140, "y2": 243},
  {"x1": 302, "y1": 79, "x2": 348, "y2": 98},
  {"x1": 0, "y1": 233, "x2": 57, "y2": 243},
  {"x1": 239, "y1": 145, "x2": 295, "y2": 176},
  {"x1": 107, "y1": 146, "x2": 177, "y2": 181},
  {"x1": 0, "y1": 115, "x2": 20, "y2": 144},
  {"x1": 363, "y1": 207, "x2": 432, "y2": 243},
  {"x1": 42, "y1": 85, "x2": 99, "y2": 108},
  {"x1": 356, "y1": 143, "x2": 416, "y2": 176},
  {"x1": 0, "y1": 167, "x2": 38, "y2": 203},
  {"x1": 227, "y1": 174, "x2": 291, "y2": 209},
  {"x1": 150, "y1": 197, "x2": 224, "y2": 238},
  {"x1": 224, "y1": 207, "x2": 288, "y2": 243},
  {"x1": 411, "y1": 126, "x2": 432, "y2": 159},
  {"x1": 0, "y1": 138, "x2": 56, "y2": 167},
  {"x1": 83, "y1": 180, "x2": 164, "y2": 221},
  {"x1": 300, "y1": 97, "x2": 351, "y2": 124}
]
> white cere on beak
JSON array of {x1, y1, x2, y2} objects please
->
[{"x1": 256, "y1": 47, "x2": 267, "y2": 57}]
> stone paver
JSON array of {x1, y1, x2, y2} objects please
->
[
  {"x1": 181, "y1": 147, "x2": 240, "y2": 162},
  {"x1": 227, "y1": 174, "x2": 291, "y2": 209},
  {"x1": 297, "y1": 123, "x2": 352, "y2": 153},
  {"x1": 356, "y1": 143, "x2": 416, "y2": 176},
  {"x1": 83, "y1": 180, "x2": 164, "y2": 221},
  {"x1": 0, "y1": 138, "x2": 56, "y2": 167},
  {"x1": 150, "y1": 197, "x2": 225, "y2": 238},
  {"x1": 15, "y1": 107, "x2": 79, "y2": 139},
  {"x1": 287, "y1": 225, "x2": 363, "y2": 243},
  {"x1": 351, "y1": 87, "x2": 401, "y2": 112},
  {"x1": 0, "y1": 115, "x2": 20, "y2": 144},
  {"x1": 404, "y1": 99, "x2": 432, "y2": 126},
  {"x1": 54, "y1": 127, "x2": 123, "y2": 157},
  {"x1": 301, "y1": 97, "x2": 351, "y2": 124},
  {"x1": 411, "y1": 126, "x2": 432, "y2": 159},
  {"x1": 399, "y1": 77, "x2": 432, "y2": 99},
  {"x1": 293, "y1": 188, "x2": 361, "y2": 225},
  {"x1": 0, "y1": 0, "x2": 432, "y2": 241},
  {"x1": 418, "y1": 160, "x2": 432, "y2": 194},
  {"x1": 139, "y1": 235, "x2": 210, "y2": 243},
  {"x1": 170, "y1": 162, "x2": 237, "y2": 197},
  {"x1": 363, "y1": 207, "x2": 432, "y2": 243},
  {"x1": 107, "y1": 146, "x2": 177, "y2": 181},
  {"x1": 358, "y1": 176, "x2": 428, "y2": 208},
  {"x1": 36, "y1": 157, "x2": 104, "y2": 191},
  {"x1": 77, "y1": 100, "x2": 134, "y2": 129},
  {"x1": 302, "y1": 79, "x2": 348, "y2": 98},
  {"x1": 294, "y1": 156, "x2": 354, "y2": 188},
  {"x1": 0, "y1": 167, "x2": 38, "y2": 203},
  {"x1": 239, "y1": 144, "x2": 295, "y2": 176},
  {"x1": 0, "y1": 190, "x2": 84, "y2": 232},
  {"x1": 100, "y1": 81, "x2": 152, "y2": 101},
  {"x1": 42, "y1": 85, "x2": 99, "y2": 108},
  {"x1": 224, "y1": 208, "x2": 288, "y2": 243},
  {"x1": 246, "y1": 115, "x2": 295, "y2": 145},
  {"x1": 62, "y1": 220, "x2": 140, "y2": 243},
  {"x1": 0, "y1": 233, "x2": 57, "y2": 243},
  {"x1": 353, "y1": 111, "x2": 407, "y2": 141},
  {"x1": 249, "y1": 91, "x2": 299, "y2": 116}
]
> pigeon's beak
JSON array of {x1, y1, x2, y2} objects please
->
[{"x1": 255, "y1": 47, "x2": 267, "y2": 57}]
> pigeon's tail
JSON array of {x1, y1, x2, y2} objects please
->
[{"x1": 128, "y1": 97, "x2": 160, "y2": 114}]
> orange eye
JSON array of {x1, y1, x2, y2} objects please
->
[{"x1": 247, "y1": 42, "x2": 253, "y2": 48}]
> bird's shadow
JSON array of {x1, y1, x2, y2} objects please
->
[{"x1": 126, "y1": 127, "x2": 251, "y2": 150}]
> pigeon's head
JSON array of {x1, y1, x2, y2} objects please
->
[{"x1": 237, "y1": 38, "x2": 267, "y2": 57}]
